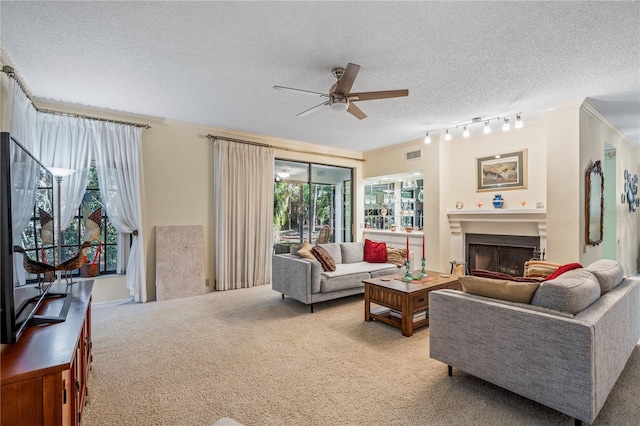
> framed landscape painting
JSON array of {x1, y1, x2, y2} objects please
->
[{"x1": 476, "y1": 149, "x2": 527, "y2": 192}]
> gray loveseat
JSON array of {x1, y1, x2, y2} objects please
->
[
  {"x1": 272, "y1": 242, "x2": 410, "y2": 312},
  {"x1": 429, "y1": 260, "x2": 640, "y2": 425}
]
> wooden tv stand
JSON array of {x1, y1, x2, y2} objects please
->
[{"x1": 1, "y1": 281, "x2": 93, "y2": 426}]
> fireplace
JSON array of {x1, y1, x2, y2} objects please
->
[
  {"x1": 466, "y1": 233, "x2": 540, "y2": 277},
  {"x1": 447, "y1": 208, "x2": 547, "y2": 277}
]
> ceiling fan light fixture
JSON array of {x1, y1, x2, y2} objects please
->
[
  {"x1": 330, "y1": 98, "x2": 349, "y2": 112},
  {"x1": 277, "y1": 171, "x2": 290, "y2": 178}
]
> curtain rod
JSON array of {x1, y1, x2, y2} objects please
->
[
  {"x1": 207, "y1": 134, "x2": 364, "y2": 162},
  {"x1": 2, "y1": 65, "x2": 151, "y2": 129},
  {"x1": 207, "y1": 134, "x2": 271, "y2": 148}
]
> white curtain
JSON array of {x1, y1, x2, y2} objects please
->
[
  {"x1": 34, "y1": 114, "x2": 92, "y2": 235},
  {"x1": 8, "y1": 139, "x2": 39, "y2": 285},
  {"x1": 8, "y1": 79, "x2": 40, "y2": 285},
  {"x1": 8, "y1": 79, "x2": 38, "y2": 153},
  {"x1": 213, "y1": 139, "x2": 274, "y2": 290},
  {"x1": 92, "y1": 122, "x2": 146, "y2": 302}
]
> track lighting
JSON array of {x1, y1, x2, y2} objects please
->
[
  {"x1": 515, "y1": 114, "x2": 523, "y2": 129},
  {"x1": 421, "y1": 113, "x2": 523, "y2": 142}
]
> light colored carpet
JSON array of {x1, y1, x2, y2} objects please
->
[{"x1": 84, "y1": 284, "x2": 640, "y2": 426}]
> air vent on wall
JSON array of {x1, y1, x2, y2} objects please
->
[{"x1": 405, "y1": 149, "x2": 422, "y2": 161}]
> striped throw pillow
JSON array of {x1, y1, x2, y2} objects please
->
[
  {"x1": 311, "y1": 245, "x2": 336, "y2": 272},
  {"x1": 386, "y1": 246, "x2": 407, "y2": 267},
  {"x1": 523, "y1": 260, "x2": 562, "y2": 278}
]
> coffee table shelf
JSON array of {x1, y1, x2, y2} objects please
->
[
  {"x1": 364, "y1": 272, "x2": 461, "y2": 336},
  {"x1": 369, "y1": 307, "x2": 430, "y2": 330}
]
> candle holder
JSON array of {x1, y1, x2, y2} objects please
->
[
  {"x1": 421, "y1": 257, "x2": 428, "y2": 277},
  {"x1": 402, "y1": 260, "x2": 413, "y2": 282}
]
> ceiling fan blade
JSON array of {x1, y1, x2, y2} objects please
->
[
  {"x1": 274, "y1": 85, "x2": 329, "y2": 97},
  {"x1": 348, "y1": 89, "x2": 409, "y2": 101},
  {"x1": 334, "y1": 63, "x2": 360, "y2": 95},
  {"x1": 296, "y1": 101, "x2": 330, "y2": 117},
  {"x1": 347, "y1": 102, "x2": 367, "y2": 120}
]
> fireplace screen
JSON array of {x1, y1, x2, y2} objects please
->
[{"x1": 466, "y1": 234, "x2": 539, "y2": 277}]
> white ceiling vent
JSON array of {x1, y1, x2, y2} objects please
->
[{"x1": 404, "y1": 149, "x2": 422, "y2": 161}]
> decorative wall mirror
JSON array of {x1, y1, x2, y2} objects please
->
[{"x1": 585, "y1": 160, "x2": 604, "y2": 246}]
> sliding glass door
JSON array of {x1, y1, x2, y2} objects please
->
[{"x1": 273, "y1": 160, "x2": 352, "y2": 250}]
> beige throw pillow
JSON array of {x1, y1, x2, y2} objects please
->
[
  {"x1": 296, "y1": 240, "x2": 317, "y2": 261},
  {"x1": 459, "y1": 276, "x2": 541, "y2": 304}
]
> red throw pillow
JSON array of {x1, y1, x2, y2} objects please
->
[
  {"x1": 546, "y1": 262, "x2": 583, "y2": 280},
  {"x1": 364, "y1": 239, "x2": 387, "y2": 263}
]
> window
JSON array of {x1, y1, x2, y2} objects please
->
[
  {"x1": 273, "y1": 160, "x2": 353, "y2": 251},
  {"x1": 19, "y1": 165, "x2": 117, "y2": 282}
]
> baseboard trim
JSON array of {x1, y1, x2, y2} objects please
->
[{"x1": 93, "y1": 297, "x2": 134, "y2": 308}]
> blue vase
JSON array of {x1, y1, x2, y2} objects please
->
[{"x1": 492, "y1": 194, "x2": 504, "y2": 209}]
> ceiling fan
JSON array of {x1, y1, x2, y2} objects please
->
[{"x1": 274, "y1": 63, "x2": 409, "y2": 120}]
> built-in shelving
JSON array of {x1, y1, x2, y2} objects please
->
[{"x1": 365, "y1": 178, "x2": 424, "y2": 231}]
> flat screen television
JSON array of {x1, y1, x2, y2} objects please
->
[{"x1": 1, "y1": 132, "x2": 72, "y2": 344}]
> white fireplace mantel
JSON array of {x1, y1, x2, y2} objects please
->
[{"x1": 446, "y1": 208, "x2": 547, "y2": 262}]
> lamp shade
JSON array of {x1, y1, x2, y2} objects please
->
[{"x1": 47, "y1": 167, "x2": 76, "y2": 177}]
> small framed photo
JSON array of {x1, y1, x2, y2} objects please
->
[{"x1": 476, "y1": 149, "x2": 527, "y2": 192}]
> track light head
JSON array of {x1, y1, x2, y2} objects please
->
[
  {"x1": 445, "y1": 129, "x2": 452, "y2": 141},
  {"x1": 463, "y1": 126, "x2": 470, "y2": 138},
  {"x1": 502, "y1": 118, "x2": 510, "y2": 131},
  {"x1": 424, "y1": 132, "x2": 431, "y2": 144},
  {"x1": 483, "y1": 121, "x2": 491, "y2": 134},
  {"x1": 515, "y1": 114, "x2": 523, "y2": 129}
]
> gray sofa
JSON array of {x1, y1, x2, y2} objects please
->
[
  {"x1": 272, "y1": 242, "x2": 410, "y2": 312},
  {"x1": 429, "y1": 261, "x2": 640, "y2": 425}
]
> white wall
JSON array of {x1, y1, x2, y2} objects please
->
[
  {"x1": 580, "y1": 102, "x2": 640, "y2": 274},
  {"x1": 545, "y1": 103, "x2": 582, "y2": 263}
]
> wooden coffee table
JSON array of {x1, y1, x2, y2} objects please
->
[{"x1": 364, "y1": 271, "x2": 461, "y2": 337}]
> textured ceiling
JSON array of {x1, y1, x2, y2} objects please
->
[{"x1": 1, "y1": 1, "x2": 639, "y2": 151}]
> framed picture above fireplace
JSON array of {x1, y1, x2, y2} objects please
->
[{"x1": 476, "y1": 149, "x2": 527, "y2": 192}]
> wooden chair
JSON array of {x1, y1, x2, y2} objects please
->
[{"x1": 316, "y1": 226, "x2": 330, "y2": 244}]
